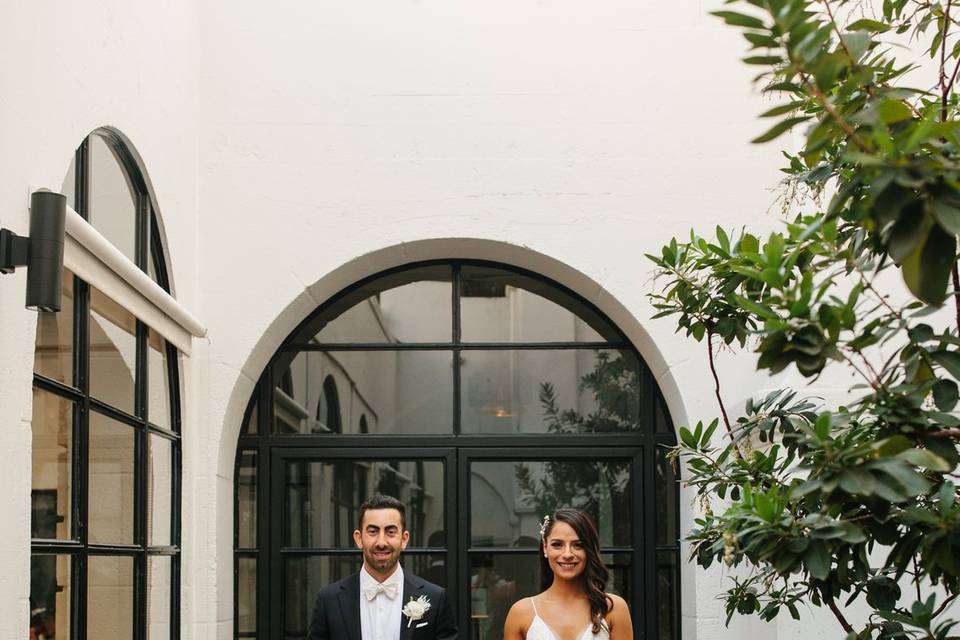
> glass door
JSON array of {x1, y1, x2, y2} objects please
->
[
  {"x1": 458, "y1": 448, "x2": 643, "y2": 640},
  {"x1": 269, "y1": 448, "x2": 457, "y2": 640}
]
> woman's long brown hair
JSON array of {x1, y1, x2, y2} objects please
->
[{"x1": 539, "y1": 508, "x2": 612, "y2": 633}]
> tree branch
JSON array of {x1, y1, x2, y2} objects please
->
[
  {"x1": 825, "y1": 595, "x2": 855, "y2": 634},
  {"x1": 926, "y1": 427, "x2": 960, "y2": 439},
  {"x1": 707, "y1": 329, "x2": 739, "y2": 451}
]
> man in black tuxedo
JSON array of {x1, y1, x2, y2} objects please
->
[{"x1": 308, "y1": 494, "x2": 458, "y2": 640}]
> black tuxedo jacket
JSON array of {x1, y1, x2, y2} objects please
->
[{"x1": 307, "y1": 570, "x2": 458, "y2": 640}]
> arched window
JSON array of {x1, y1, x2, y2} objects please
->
[
  {"x1": 234, "y1": 261, "x2": 680, "y2": 639},
  {"x1": 31, "y1": 129, "x2": 182, "y2": 640},
  {"x1": 316, "y1": 375, "x2": 342, "y2": 434}
]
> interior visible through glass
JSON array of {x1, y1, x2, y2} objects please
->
[
  {"x1": 87, "y1": 555, "x2": 134, "y2": 638},
  {"x1": 31, "y1": 390, "x2": 73, "y2": 540},
  {"x1": 34, "y1": 270, "x2": 75, "y2": 384},
  {"x1": 88, "y1": 412, "x2": 135, "y2": 545},
  {"x1": 29, "y1": 554, "x2": 71, "y2": 639},
  {"x1": 470, "y1": 460, "x2": 631, "y2": 547},
  {"x1": 284, "y1": 459, "x2": 443, "y2": 548}
]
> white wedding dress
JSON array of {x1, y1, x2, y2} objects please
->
[{"x1": 525, "y1": 598, "x2": 611, "y2": 640}]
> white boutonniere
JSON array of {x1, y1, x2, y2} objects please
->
[{"x1": 402, "y1": 595, "x2": 431, "y2": 628}]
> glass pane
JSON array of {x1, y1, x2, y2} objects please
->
[
  {"x1": 148, "y1": 330, "x2": 171, "y2": 429},
  {"x1": 88, "y1": 555, "x2": 134, "y2": 638},
  {"x1": 34, "y1": 270, "x2": 74, "y2": 384},
  {"x1": 273, "y1": 350, "x2": 453, "y2": 434},
  {"x1": 90, "y1": 287, "x2": 137, "y2": 415},
  {"x1": 237, "y1": 450, "x2": 257, "y2": 548},
  {"x1": 147, "y1": 555, "x2": 172, "y2": 639},
  {"x1": 655, "y1": 396, "x2": 673, "y2": 434},
  {"x1": 656, "y1": 445, "x2": 679, "y2": 547},
  {"x1": 238, "y1": 557, "x2": 257, "y2": 634},
  {"x1": 242, "y1": 399, "x2": 258, "y2": 435},
  {"x1": 460, "y1": 266, "x2": 619, "y2": 343},
  {"x1": 461, "y1": 350, "x2": 642, "y2": 434},
  {"x1": 310, "y1": 265, "x2": 452, "y2": 343},
  {"x1": 89, "y1": 412, "x2": 135, "y2": 544},
  {"x1": 470, "y1": 460, "x2": 631, "y2": 547},
  {"x1": 31, "y1": 390, "x2": 73, "y2": 540},
  {"x1": 29, "y1": 554, "x2": 71, "y2": 639},
  {"x1": 467, "y1": 552, "x2": 630, "y2": 640},
  {"x1": 284, "y1": 460, "x2": 444, "y2": 548},
  {"x1": 89, "y1": 133, "x2": 137, "y2": 264},
  {"x1": 149, "y1": 434, "x2": 174, "y2": 546},
  {"x1": 657, "y1": 551, "x2": 679, "y2": 640},
  {"x1": 283, "y1": 554, "x2": 444, "y2": 637}
]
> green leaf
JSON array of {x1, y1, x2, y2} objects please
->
[
  {"x1": 932, "y1": 350, "x2": 960, "y2": 380},
  {"x1": 743, "y1": 55, "x2": 784, "y2": 65},
  {"x1": 711, "y1": 10, "x2": 765, "y2": 29},
  {"x1": 877, "y1": 99, "x2": 913, "y2": 125},
  {"x1": 939, "y1": 480, "x2": 956, "y2": 517},
  {"x1": 751, "y1": 117, "x2": 812, "y2": 144},
  {"x1": 841, "y1": 31, "x2": 871, "y2": 60},
  {"x1": 901, "y1": 223, "x2": 956, "y2": 305},
  {"x1": 759, "y1": 103, "x2": 801, "y2": 118},
  {"x1": 932, "y1": 379, "x2": 959, "y2": 411},
  {"x1": 932, "y1": 200, "x2": 960, "y2": 236},
  {"x1": 897, "y1": 448, "x2": 951, "y2": 472},
  {"x1": 847, "y1": 19, "x2": 891, "y2": 33},
  {"x1": 805, "y1": 539, "x2": 831, "y2": 579},
  {"x1": 734, "y1": 295, "x2": 779, "y2": 321}
]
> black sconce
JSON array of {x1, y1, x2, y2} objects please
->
[{"x1": 0, "y1": 191, "x2": 67, "y2": 312}]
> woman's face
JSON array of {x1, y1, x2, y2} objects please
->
[{"x1": 544, "y1": 521, "x2": 588, "y2": 581}]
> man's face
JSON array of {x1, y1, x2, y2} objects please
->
[{"x1": 354, "y1": 508, "x2": 409, "y2": 578}]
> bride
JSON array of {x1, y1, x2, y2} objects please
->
[{"x1": 502, "y1": 508, "x2": 633, "y2": 640}]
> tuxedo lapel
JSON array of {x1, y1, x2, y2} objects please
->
[
  {"x1": 400, "y1": 573, "x2": 424, "y2": 640},
  {"x1": 337, "y1": 573, "x2": 362, "y2": 640}
]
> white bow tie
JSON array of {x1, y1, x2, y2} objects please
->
[{"x1": 364, "y1": 581, "x2": 399, "y2": 601}]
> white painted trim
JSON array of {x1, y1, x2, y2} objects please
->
[{"x1": 54, "y1": 199, "x2": 207, "y2": 354}]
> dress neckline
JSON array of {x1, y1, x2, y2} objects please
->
[{"x1": 529, "y1": 597, "x2": 595, "y2": 640}]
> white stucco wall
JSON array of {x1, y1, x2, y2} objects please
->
[{"x1": 0, "y1": 0, "x2": 875, "y2": 638}]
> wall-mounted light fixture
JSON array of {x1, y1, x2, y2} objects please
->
[{"x1": 0, "y1": 191, "x2": 67, "y2": 312}]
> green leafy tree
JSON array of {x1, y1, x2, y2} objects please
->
[{"x1": 647, "y1": 1, "x2": 960, "y2": 638}]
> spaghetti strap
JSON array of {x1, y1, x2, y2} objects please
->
[{"x1": 530, "y1": 597, "x2": 539, "y2": 616}]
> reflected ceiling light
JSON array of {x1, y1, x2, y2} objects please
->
[{"x1": 0, "y1": 191, "x2": 67, "y2": 312}]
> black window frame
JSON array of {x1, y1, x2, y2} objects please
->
[
  {"x1": 234, "y1": 260, "x2": 681, "y2": 640},
  {"x1": 30, "y1": 129, "x2": 183, "y2": 640}
]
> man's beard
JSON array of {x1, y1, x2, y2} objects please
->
[{"x1": 365, "y1": 547, "x2": 400, "y2": 573}]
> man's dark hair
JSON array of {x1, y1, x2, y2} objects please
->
[{"x1": 358, "y1": 494, "x2": 406, "y2": 530}]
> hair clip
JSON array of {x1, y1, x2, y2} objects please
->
[{"x1": 538, "y1": 514, "x2": 551, "y2": 539}]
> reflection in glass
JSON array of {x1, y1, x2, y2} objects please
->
[
  {"x1": 148, "y1": 330, "x2": 171, "y2": 429},
  {"x1": 460, "y1": 350, "x2": 643, "y2": 434},
  {"x1": 147, "y1": 555, "x2": 171, "y2": 639},
  {"x1": 238, "y1": 557, "x2": 257, "y2": 634},
  {"x1": 655, "y1": 396, "x2": 673, "y2": 434},
  {"x1": 31, "y1": 390, "x2": 73, "y2": 540},
  {"x1": 656, "y1": 446, "x2": 679, "y2": 547},
  {"x1": 312, "y1": 265, "x2": 452, "y2": 343},
  {"x1": 149, "y1": 434, "x2": 173, "y2": 546},
  {"x1": 284, "y1": 460, "x2": 443, "y2": 548},
  {"x1": 89, "y1": 133, "x2": 137, "y2": 264},
  {"x1": 284, "y1": 554, "x2": 444, "y2": 637},
  {"x1": 30, "y1": 554, "x2": 70, "y2": 639},
  {"x1": 238, "y1": 450, "x2": 258, "y2": 549},
  {"x1": 34, "y1": 270, "x2": 74, "y2": 384},
  {"x1": 274, "y1": 350, "x2": 453, "y2": 434},
  {"x1": 467, "y1": 553, "x2": 630, "y2": 640},
  {"x1": 242, "y1": 399, "x2": 258, "y2": 435},
  {"x1": 88, "y1": 555, "x2": 134, "y2": 638},
  {"x1": 89, "y1": 412, "x2": 135, "y2": 545},
  {"x1": 90, "y1": 287, "x2": 137, "y2": 415},
  {"x1": 471, "y1": 460, "x2": 631, "y2": 547},
  {"x1": 460, "y1": 266, "x2": 618, "y2": 343},
  {"x1": 657, "y1": 551, "x2": 678, "y2": 640}
]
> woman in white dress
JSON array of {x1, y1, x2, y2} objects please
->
[{"x1": 502, "y1": 509, "x2": 633, "y2": 640}]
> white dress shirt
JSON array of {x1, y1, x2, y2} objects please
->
[{"x1": 359, "y1": 564, "x2": 404, "y2": 640}]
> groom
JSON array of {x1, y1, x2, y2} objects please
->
[{"x1": 308, "y1": 494, "x2": 459, "y2": 639}]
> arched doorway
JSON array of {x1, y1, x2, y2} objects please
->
[{"x1": 234, "y1": 260, "x2": 679, "y2": 639}]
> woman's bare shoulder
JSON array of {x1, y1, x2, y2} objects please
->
[
  {"x1": 506, "y1": 596, "x2": 536, "y2": 620},
  {"x1": 605, "y1": 593, "x2": 631, "y2": 623},
  {"x1": 503, "y1": 597, "x2": 536, "y2": 638}
]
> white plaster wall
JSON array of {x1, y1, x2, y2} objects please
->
[{"x1": 0, "y1": 0, "x2": 894, "y2": 639}]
